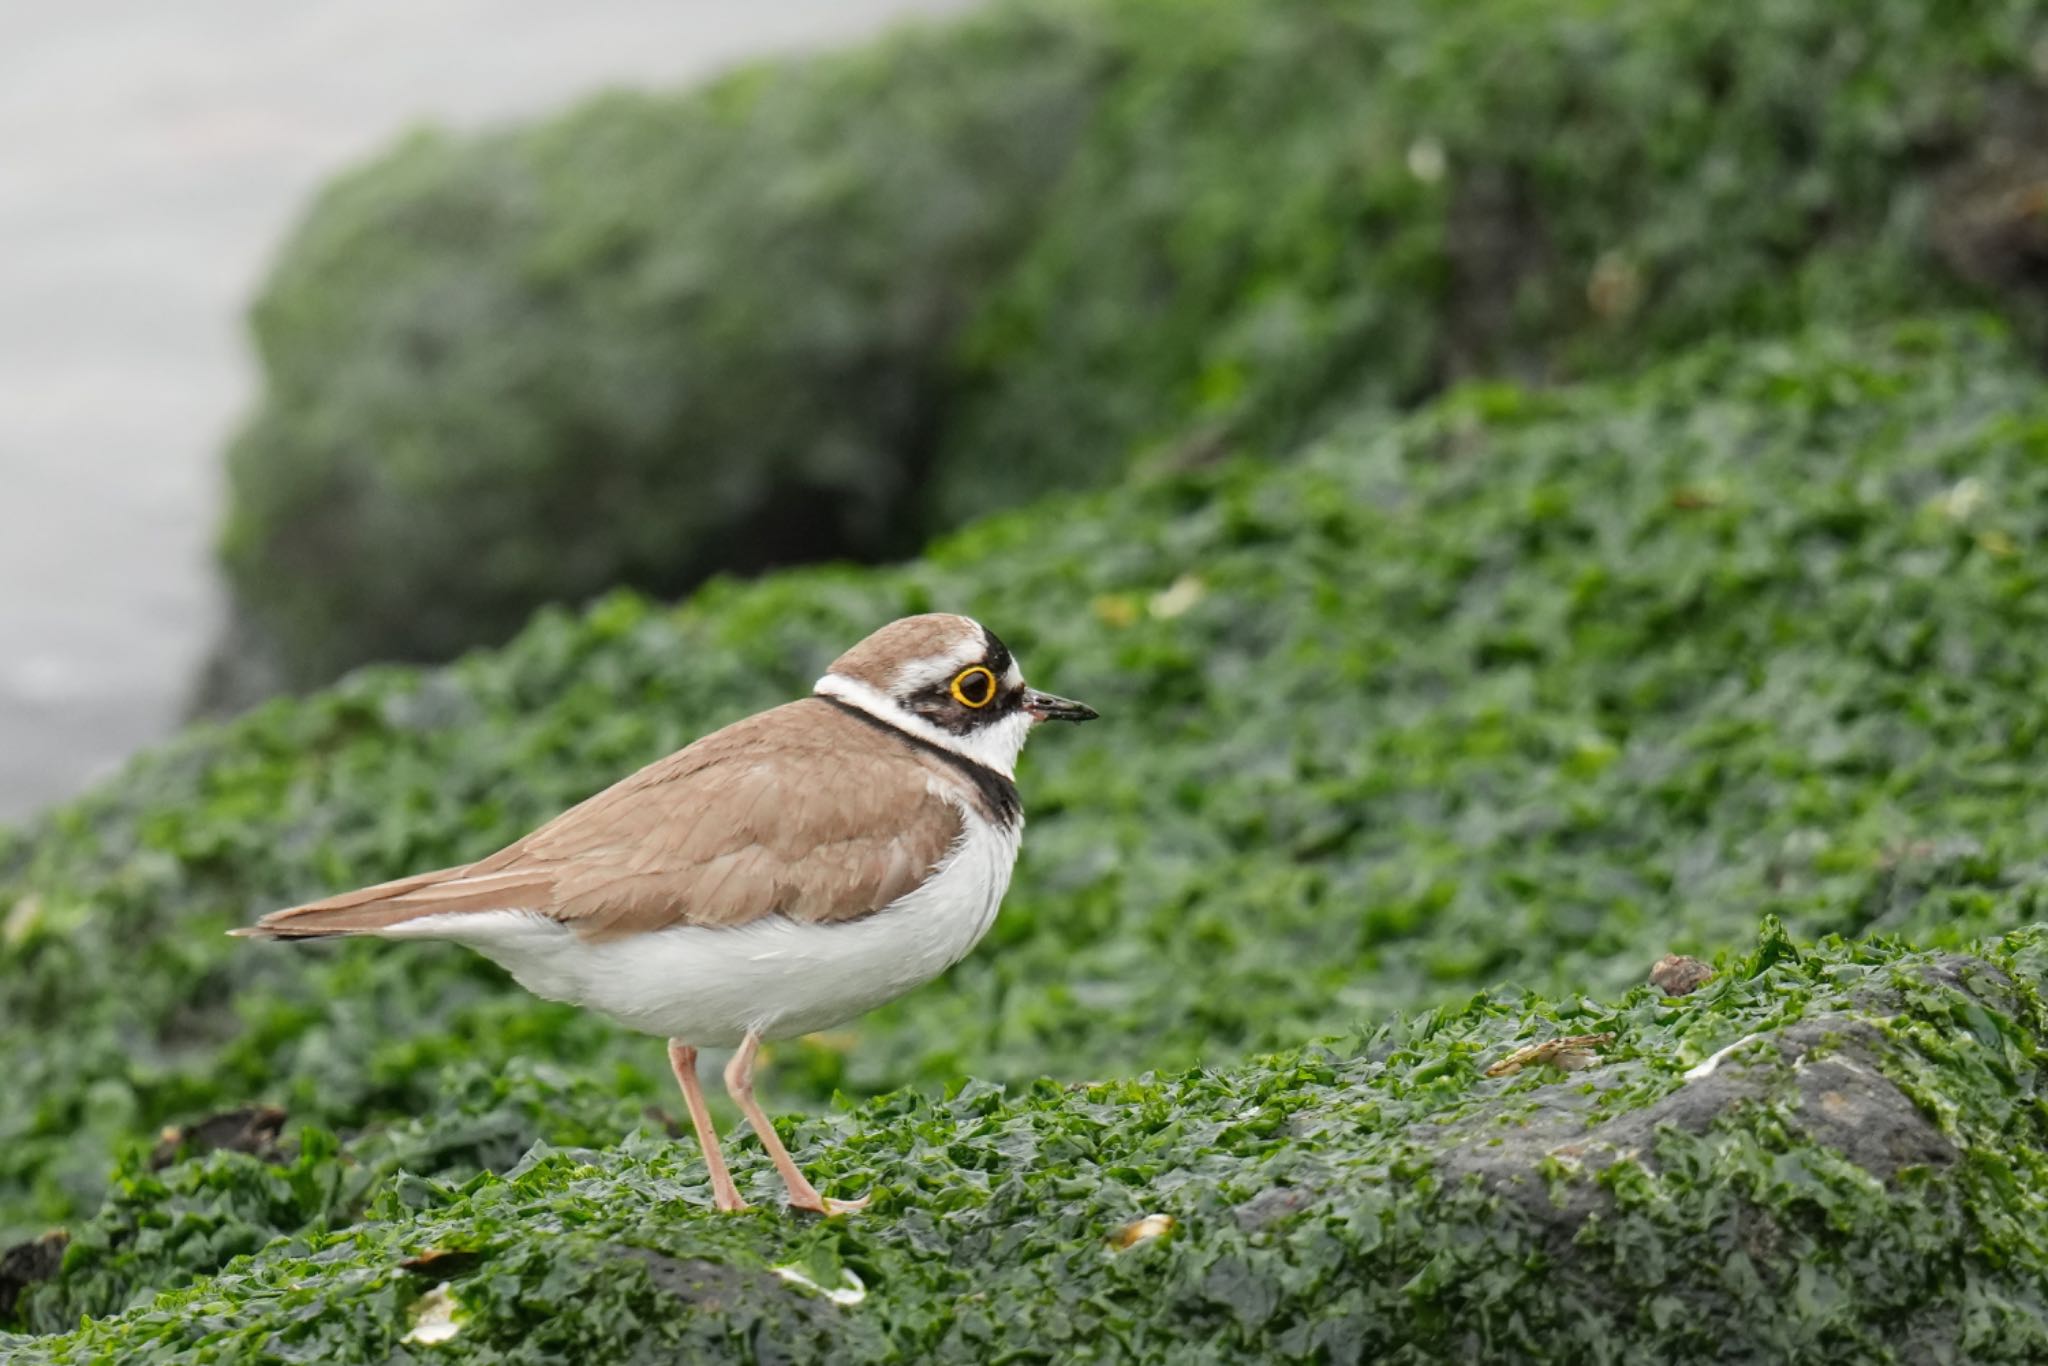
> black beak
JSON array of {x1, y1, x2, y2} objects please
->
[{"x1": 1023, "y1": 688, "x2": 1098, "y2": 723}]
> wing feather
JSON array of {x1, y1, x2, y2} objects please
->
[{"x1": 237, "y1": 700, "x2": 965, "y2": 942}]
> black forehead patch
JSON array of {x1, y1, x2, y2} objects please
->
[{"x1": 980, "y1": 625, "x2": 1014, "y2": 678}]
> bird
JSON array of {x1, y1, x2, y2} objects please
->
[{"x1": 234, "y1": 614, "x2": 1096, "y2": 1215}]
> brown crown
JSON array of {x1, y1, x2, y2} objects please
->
[{"x1": 826, "y1": 614, "x2": 984, "y2": 691}]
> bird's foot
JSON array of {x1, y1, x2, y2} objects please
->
[{"x1": 789, "y1": 1188, "x2": 871, "y2": 1217}]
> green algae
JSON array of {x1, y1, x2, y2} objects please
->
[
  {"x1": 9, "y1": 928, "x2": 2047, "y2": 1361},
  {"x1": 10, "y1": 317, "x2": 2048, "y2": 1355}
]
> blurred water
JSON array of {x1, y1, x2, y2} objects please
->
[{"x1": 0, "y1": 0, "x2": 979, "y2": 824}]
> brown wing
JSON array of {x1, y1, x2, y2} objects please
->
[{"x1": 238, "y1": 700, "x2": 966, "y2": 942}]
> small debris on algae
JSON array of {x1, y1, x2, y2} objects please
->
[
  {"x1": 772, "y1": 1263, "x2": 867, "y2": 1306},
  {"x1": 402, "y1": 1282, "x2": 462, "y2": 1345},
  {"x1": 1484, "y1": 1033, "x2": 1615, "y2": 1078},
  {"x1": 399, "y1": 1248, "x2": 485, "y2": 1279},
  {"x1": 1149, "y1": 574, "x2": 1206, "y2": 619},
  {"x1": 0, "y1": 1230, "x2": 69, "y2": 1320},
  {"x1": 1682, "y1": 1032, "x2": 1767, "y2": 1082},
  {"x1": 2, "y1": 894, "x2": 42, "y2": 946},
  {"x1": 1110, "y1": 1213, "x2": 1176, "y2": 1250},
  {"x1": 149, "y1": 1104, "x2": 288, "y2": 1170},
  {"x1": 1650, "y1": 954, "x2": 1715, "y2": 997}
]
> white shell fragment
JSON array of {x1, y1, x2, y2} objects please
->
[
  {"x1": 1683, "y1": 1032, "x2": 1768, "y2": 1082},
  {"x1": 1150, "y1": 574, "x2": 1206, "y2": 619},
  {"x1": 402, "y1": 1281, "x2": 463, "y2": 1345},
  {"x1": 773, "y1": 1262, "x2": 867, "y2": 1306}
]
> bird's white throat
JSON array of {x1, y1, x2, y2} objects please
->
[{"x1": 813, "y1": 672, "x2": 1035, "y2": 778}]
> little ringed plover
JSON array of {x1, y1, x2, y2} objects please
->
[{"x1": 235, "y1": 614, "x2": 1096, "y2": 1214}]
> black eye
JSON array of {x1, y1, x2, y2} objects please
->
[{"x1": 949, "y1": 665, "x2": 996, "y2": 708}]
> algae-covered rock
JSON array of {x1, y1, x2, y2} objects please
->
[
  {"x1": 214, "y1": 2, "x2": 1112, "y2": 696},
  {"x1": 8, "y1": 929, "x2": 2048, "y2": 1361},
  {"x1": 215, "y1": 0, "x2": 2048, "y2": 695},
  {"x1": 12, "y1": 316, "x2": 2048, "y2": 1270}
]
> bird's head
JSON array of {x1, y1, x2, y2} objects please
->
[{"x1": 814, "y1": 614, "x2": 1096, "y2": 775}]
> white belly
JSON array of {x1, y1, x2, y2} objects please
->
[{"x1": 383, "y1": 810, "x2": 1020, "y2": 1047}]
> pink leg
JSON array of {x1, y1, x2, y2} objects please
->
[
  {"x1": 722, "y1": 1031, "x2": 870, "y2": 1216},
  {"x1": 668, "y1": 1040, "x2": 747, "y2": 1212}
]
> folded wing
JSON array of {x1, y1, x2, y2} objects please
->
[{"x1": 235, "y1": 701, "x2": 965, "y2": 942}]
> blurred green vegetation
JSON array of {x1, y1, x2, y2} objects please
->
[
  {"x1": 215, "y1": 2, "x2": 1108, "y2": 694},
  {"x1": 12, "y1": 317, "x2": 2048, "y2": 1355},
  {"x1": 217, "y1": 0, "x2": 2048, "y2": 692}
]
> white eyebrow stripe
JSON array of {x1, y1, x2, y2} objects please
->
[
  {"x1": 813, "y1": 672, "x2": 1030, "y2": 778},
  {"x1": 892, "y1": 649, "x2": 975, "y2": 692}
]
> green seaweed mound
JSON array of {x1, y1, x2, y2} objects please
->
[
  {"x1": 216, "y1": 0, "x2": 2048, "y2": 692},
  {"x1": 11, "y1": 318, "x2": 2048, "y2": 1354},
  {"x1": 10, "y1": 929, "x2": 2048, "y2": 1361},
  {"x1": 214, "y1": 3, "x2": 1106, "y2": 694}
]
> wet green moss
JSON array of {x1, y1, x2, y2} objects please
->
[
  {"x1": 10, "y1": 928, "x2": 2048, "y2": 1361},
  {"x1": 10, "y1": 317, "x2": 2048, "y2": 1355}
]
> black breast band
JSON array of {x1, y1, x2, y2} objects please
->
[{"x1": 816, "y1": 696, "x2": 1023, "y2": 828}]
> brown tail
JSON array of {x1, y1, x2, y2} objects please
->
[{"x1": 231, "y1": 863, "x2": 549, "y2": 940}]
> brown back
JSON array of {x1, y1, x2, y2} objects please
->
[{"x1": 243, "y1": 699, "x2": 973, "y2": 942}]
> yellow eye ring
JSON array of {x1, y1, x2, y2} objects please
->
[{"x1": 950, "y1": 665, "x2": 997, "y2": 708}]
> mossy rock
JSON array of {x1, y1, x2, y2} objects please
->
[
  {"x1": 11, "y1": 314, "x2": 2048, "y2": 1271},
  {"x1": 14, "y1": 316, "x2": 2048, "y2": 1353},
  {"x1": 214, "y1": 2, "x2": 1113, "y2": 696},
  {"x1": 216, "y1": 0, "x2": 2048, "y2": 694},
  {"x1": 8, "y1": 928, "x2": 2048, "y2": 1361}
]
